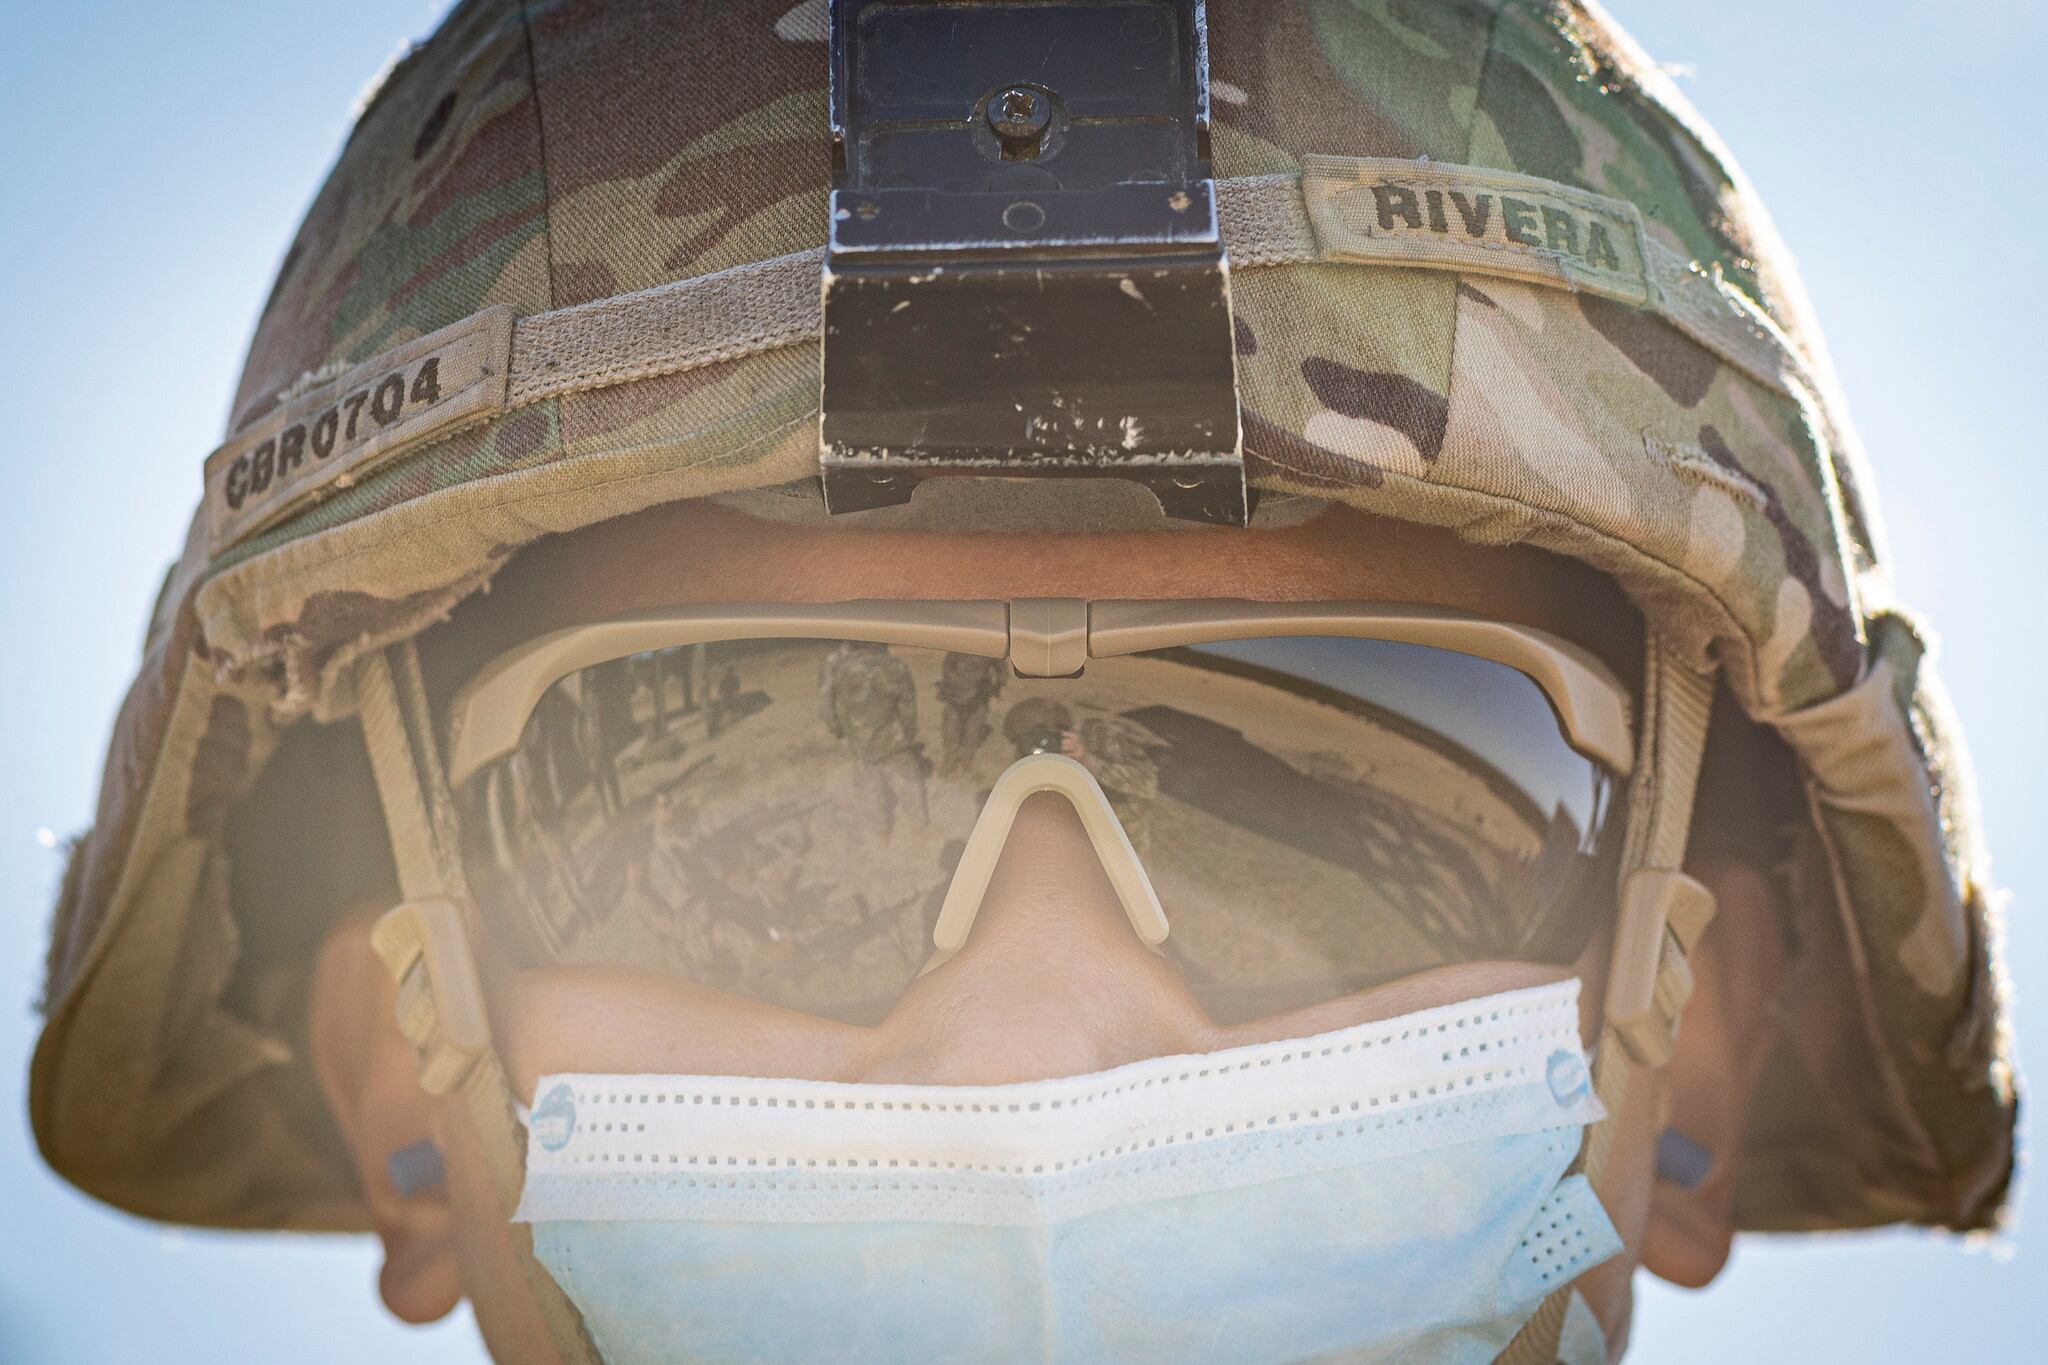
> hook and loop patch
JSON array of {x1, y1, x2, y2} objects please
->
[{"x1": 203, "y1": 305, "x2": 515, "y2": 555}]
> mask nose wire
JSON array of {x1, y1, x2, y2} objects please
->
[{"x1": 917, "y1": 753, "x2": 1170, "y2": 978}]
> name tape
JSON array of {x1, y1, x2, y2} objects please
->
[
  {"x1": 203, "y1": 306, "x2": 515, "y2": 555},
  {"x1": 1301, "y1": 155, "x2": 1653, "y2": 307}
]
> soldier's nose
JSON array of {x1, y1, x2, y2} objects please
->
[{"x1": 859, "y1": 793, "x2": 1210, "y2": 1086}]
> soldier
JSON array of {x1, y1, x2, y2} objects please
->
[
  {"x1": 639, "y1": 651, "x2": 666, "y2": 739},
  {"x1": 1001, "y1": 695, "x2": 1072, "y2": 759},
  {"x1": 1004, "y1": 699, "x2": 1164, "y2": 852},
  {"x1": 1065, "y1": 713, "x2": 1165, "y2": 854},
  {"x1": 32, "y1": 4, "x2": 2014, "y2": 1364},
  {"x1": 581, "y1": 659, "x2": 633, "y2": 815},
  {"x1": 936, "y1": 650, "x2": 1008, "y2": 772},
  {"x1": 676, "y1": 642, "x2": 704, "y2": 715},
  {"x1": 629, "y1": 786, "x2": 701, "y2": 955},
  {"x1": 819, "y1": 641, "x2": 929, "y2": 836},
  {"x1": 706, "y1": 660, "x2": 743, "y2": 737}
]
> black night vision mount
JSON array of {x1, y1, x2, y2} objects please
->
[{"x1": 819, "y1": 0, "x2": 1248, "y2": 525}]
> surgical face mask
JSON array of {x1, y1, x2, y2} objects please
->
[{"x1": 515, "y1": 978, "x2": 1620, "y2": 1364}]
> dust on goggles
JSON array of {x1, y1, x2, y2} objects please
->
[{"x1": 446, "y1": 601, "x2": 1633, "y2": 1026}]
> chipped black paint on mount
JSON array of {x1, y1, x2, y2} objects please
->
[{"x1": 819, "y1": 0, "x2": 1247, "y2": 525}]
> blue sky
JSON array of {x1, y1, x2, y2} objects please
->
[{"x1": 2, "y1": 2, "x2": 2042, "y2": 1359}]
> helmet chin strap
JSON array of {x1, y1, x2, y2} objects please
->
[
  {"x1": 356, "y1": 642, "x2": 604, "y2": 1365},
  {"x1": 1497, "y1": 636, "x2": 1720, "y2": 1365}
]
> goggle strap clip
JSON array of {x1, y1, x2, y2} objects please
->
[
  {"x1": 370, "y1": 898, "x2": 491, "y2": 1098},
  {"x1": 1606, "y1": 869, "x2": 1719, "y2": 1068},
  {"x1": 1499, "y1": 643, "x2": 1716, "y2": 1365}
]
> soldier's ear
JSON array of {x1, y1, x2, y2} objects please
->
[
  {"x1": 310, "y1": 908, "x2": 464, "y2": 1324},
  {"x1": 1641, "y1": 858, "x2": 1787, "y2": 1288}
]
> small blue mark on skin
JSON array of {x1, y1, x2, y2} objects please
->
[
  {"x1": 1656, "y1": 1127, "x2": 1714, "y2": 1190},
  {"x1": 386, "y1": 1138, "x2": 444, "y2": 1197}
]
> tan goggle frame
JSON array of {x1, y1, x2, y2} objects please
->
[{"x1": 444, "y1": 598, "x2": 1635, "y2": 791}]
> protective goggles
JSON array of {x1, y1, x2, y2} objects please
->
[{"x1": 446, "y1": 601, "x2": 1633, "y2": 1026}]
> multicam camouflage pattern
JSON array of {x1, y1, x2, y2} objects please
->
[{"x1": 33, "y1": 0, "x2": 2011, "y2": 1237}]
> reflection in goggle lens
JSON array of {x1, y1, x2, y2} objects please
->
[{"x1": 459, "y1": 637, "x2": 1621, "y2": 1025}]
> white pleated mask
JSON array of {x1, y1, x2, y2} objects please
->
[{"x1": 515, "y1": 979, "x2": 1620, "y2": 1364}]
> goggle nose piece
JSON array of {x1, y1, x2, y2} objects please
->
[{"x1": 919, "y1": 753, "x2": 1170, "y2": 976}]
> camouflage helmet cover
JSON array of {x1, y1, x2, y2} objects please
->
[{"x1": 32, "y1": 0, "x2": 2012, "y2": 1236}]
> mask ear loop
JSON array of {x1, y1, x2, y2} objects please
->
[
  {"x1": 1497, "y1": 636, "x2": 1719, "y2": 1365},
  {"x1": 919, "y1": 752, "x2": 1170, "y2": 975}
]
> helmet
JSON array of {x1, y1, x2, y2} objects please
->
[
  {"x1": 34, "y1": 0, "x2": 2011, "y2": 1240},
  {"x1": 1004, "y1": 698, "x2": 1075, "y2": 756}
]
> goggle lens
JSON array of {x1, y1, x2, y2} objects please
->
[{"x1": 459, "y1": 635, "x2": 1621, "y2": 1024}]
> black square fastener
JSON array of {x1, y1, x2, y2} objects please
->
[{"x1": 821, "y1": 0, "x2": 1247, "y2": 525}]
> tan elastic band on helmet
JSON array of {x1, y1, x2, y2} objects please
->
[
  {"x1": 356, "y1": 644, "x2": 603, "y2": 1365},
  {"x1": 1496, "y1": 640, "x2": 1718, "y2": 1365},
  {"x1": 202, "y1": 161, "x2": 1824, "y2": 559}
]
